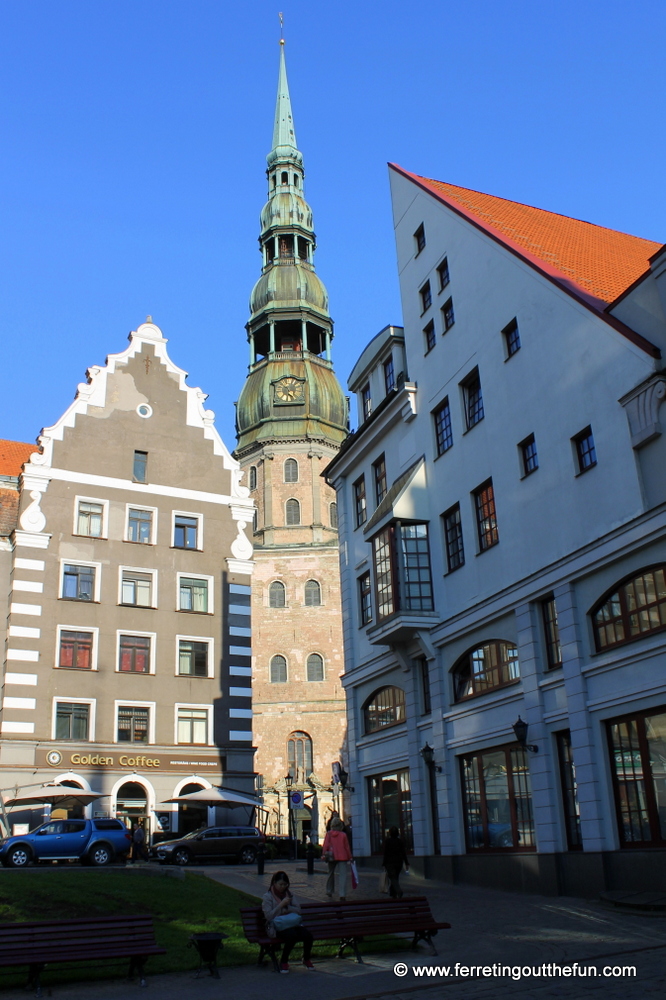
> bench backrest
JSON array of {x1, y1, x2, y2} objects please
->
[
  {"x1": 241, "y1": 896, "x2": 438, "y2": 942},
  {"x1": 0, "y1": 915, "x2": 158, "y2": 959}
]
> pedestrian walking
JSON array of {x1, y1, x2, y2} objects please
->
[
  {"x1": 382, "y1": 826, "x2": 409, "y2": 898},
  {"x1": 322, "y1": 817, "x2": 352, "y2": 901},
  {"x1": 131, "y1": 821, "x2": 148, "y2": 863},
  {"x1": 261, "y1": 871, "x2": 315, "y2": 973}
]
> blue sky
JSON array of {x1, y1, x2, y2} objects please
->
[{"x1": 1, "y1": 1, "x2": 664, "y2": 450}]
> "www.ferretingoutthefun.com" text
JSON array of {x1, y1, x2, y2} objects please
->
[{"x1": 392, "y1": 962, "x2": 637, "y2": 981}]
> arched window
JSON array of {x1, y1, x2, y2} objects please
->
[
  {"x1": 284, "y1": 458, "x2": 299, "y2": 483},
  {"x1": 304, "y1": 580, "x2": 321, "y2": 606},
  {"x1": 286, "y1": 499, "x2": 300, "y2": 525},
  {"x1": 330, "y1": 502, "x2": 338, "y2": 528},
  {"x1": 592, "y1": 565, "x2": 666, "y2": 651},
  {"x1": 363, "y1": 686, "x2": 406, "y2": 734},
  {"x1": 293, "y1": 174, "x2": 299, "y2": 188},
  {"x1": 269, "y1": 581, "x2": 286, "y2": 608},
  {"x1": 249, "y1": 466, "x2": 257, "y2": 490},
  {"x1": 307, "y1": 653, "x2": 324, "y2": 682},
  {"x1": 452, "y1": 641, "x2": 520, "y2": 702},
  {"x1": 287, "y1": 731, "x2": 313, "y2": 781},
  {"x1": 270, "y1": 655, "x2": 287, "y2": 683},
  {"x1": 281, "y1": 171, "x2": 288, "y2": 184}
]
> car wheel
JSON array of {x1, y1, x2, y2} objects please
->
[
  {"x1": 89, "y1": 844, "x2": 113, "y2": 867},
  {"x1": 174, "y1": 848, "x2": 191, "y2": 866},
  {"x1": 239, "y1": 846, "x2": 256, "y2": 865},
  {"x1": 7, "y1": 846, "x2": 31, "y2": 868}
]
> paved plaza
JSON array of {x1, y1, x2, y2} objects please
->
[{"x1": 2, "y1": 862, "x2": 665, "y2": 1000}]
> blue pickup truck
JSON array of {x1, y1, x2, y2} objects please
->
[{"x1": 0, "y1": 818, "x2": 132, "y2": 867}]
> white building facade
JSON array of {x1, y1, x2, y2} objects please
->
[{"x1": 325, "y1": 165, "x2": 666, "y2": 894}]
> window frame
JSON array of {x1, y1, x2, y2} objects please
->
[
  {"x1": 461, "y1": 368, "x2": 484, "y2": 430},
  {"x1": 118, "y1": 566, "x2": 157, "y2": 608},
  {"x1": 361, "y1": 383, "x2": 372, "y2": 421},
  {"x1": 175, "y1": 703, "x2": 212, "y2": 746},
  {"x1": 329, "y1": 501, "x2": 338, "y2": 529},
  {"x1": 59, "y1": 559, "x2": 101, "y2": 603},
  {"x1": 55, "y1": 625, "x2": 99, "y2": 671},
  {"x1": 285, "y1": 498, "x2": 301, "y2": 526},
  {"x1": 269, "y1": 580, "x2": 287, "y2": 608},
  {"x1": 363, "y1": 686, "x2": 406, "y2": 735},
  {"x1": 414, "y1": 223, "x2": 426, "y2": 255},
  {"x1": 460, "y1": 744, "x2": 536, "y2": 853},
  {"x1": 284, "y1": 458, "x2": 299, "y2": 483},
  {"x1": 573, "y1": 426, "x2": 597, "y2": 474},
  {"x1": 359, "y1": 571, "x2": 372, "y2": 626},
  {"x1": 541, "y1": 595, "x2": 562, "y2": 668},
  {"x1": 433, "y1": 398, "x2": 453, "y2": 457},
  {"x1": 442, "y1": 503, "x2": 465, "y2": 573},
  {"x1": 591, "y1": 564, "x2": 666, "y2": 652},
  {"x1": 270, "y1": 654, "x2": 288, "y2": 684},
  {"x1": 420, "y1": 280, "x2": 432, "y2": 314},
  {"x1": 442, "y1": 297, "x2": 455, "y2": 331},
  {"x1": 606, "y1": 706, "x2": 666, "y2": 848},
  {"x1": 555, "y1": 729, "x2": 582, "y2": 850},
  {"x1": 125, "y1": 504, "x2": 158, "y2": 545},
  {"x1": 176, "y1": 635, "x2": 215, "y2": 678},
  {"x1": 437, "y1": 257, "x2": 450, "y2": 291},
  {"x1": 114, "y1": 700, "x2": 155, "y2": 744},
  {"x1": 452, "y1": 640, "x2": 520, "y2": 702},
  {"x1": 372, "y1": 521, "x2": 434, "y2": 622},
  {"x1": 353, "y1": 476, "x2": 367, "y2": 528},
  {"x1": 287, "y1": 730, "x2": 314, "y2": 782},
  {"x1": 423, "y1": 319, "x2": 436, "y2": 354},
  {"x1": 249, "y1": 466, "x2": 257, "y2": 491},
  {"x1": 306, "y1": 652, "x2": 325, "y2": 682},
  {"x1": 383, "y1": 356, "x2": 395, "y2": 395},
  {"x1": 52, "y1": 697, "x2": 95, "y2": 742},
  {"x1": 519, "y1": 434, "x2": 538, "y2": 477},
  {"x1": 133, "y1": 450, "x2": 148, "y2": 483},
  {"x1": 73, "y1": 496, "x2": 109, "y2": 539},
  {"x1": 473, "y1": 479, "x2": 498, "y2": 551},
  {"x1": 304, "y1": 580, "x2": 322, "y2": 607},
  {"x1": 116, "y1": 630, "x2": 156, "y2": 675},
  {"x1": 502, "y1": 318, "x2": 521, "y2": 358},
  {"x1": 177, "y1": 572, "x2": 214, "y2": 614},
  {"x1": 172, "y1": 510, "x2": 203, "y2": 550},
  {"x1": 373, "y1": 454, "x2": 387, "y2": 506}
]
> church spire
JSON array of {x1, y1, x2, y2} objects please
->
[{"x1": 272, "y1": 40, "x2": 298, "y2": 156}]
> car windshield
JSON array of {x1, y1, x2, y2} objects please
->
[{"x1": 180, "y1": 827, "x2": 208, "y2": 840}]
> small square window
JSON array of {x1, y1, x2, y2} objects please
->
[
  {"x1": 420, "y1": 281, "x2": 432, "y2": 313},
  {"x1": 442, "y1": 297, "x2": 455, "y2": 331},
  {"x1": 118, "y1": 634, "x2": 152, "y2": 673},
  {"x1": 520, "y1": 434, "x2": 538, "y2": 476},
  {"x1": 62, "y1": 564, "x2": 96, "y2": 601},
  {"x1": 121, "y1": 570, "x2": 154, "y2": 607},
  {"x1": 433, "y1": 400, "x2": 453, "y2": 456},
  {"x1": 573, "y1": 426, "x2": 596, "y2": 473},
  {"x1": 414, "y1": 224, "x2": 426, "y2": 254},
  {"x1": 424, "y1": 320, "x2": 436, "y2": 353},
  {"x1": 442, "y1": 504, "x2": 464, "y2": 572},
  {"x1": 179, "y1": 577, "x2": 209, "y2": 613},
  {"x1": 177, "y1": 707, "x2": 209, "y2": 745},
  {"x1": 127, "y1": 507, "x2": 154, "y2": 544},
  {"x1": 58, "y1": 630, "x2": 94, "y2": 669},
  {"x1": 76, "y1": 500, "x2": 104, "y2": 537},
  {"x1": 473, "y1": 479, "x2": 498, "y2": 551},
  {"x1": 384, "y1": 356, "x2": 395, "y2": 394},
  {"x1": 174, "y1": 513, "x2": 199, "y2": 549},
  {"x1": 117, "y1": 705, "x2": 149, "y2": 743},
  {"x1": 178, "y1": 639, "x2": 209, "y2": 677},
  {"x1": 437, "y1": 258, "x2": 450, "y2": 291},
  {"x1": 462, "y1": 370, "x2": 484, "y2": 429},
  {"x1": 133, "y1": 451, "x2": 148, "y2": 483},
  {"x1": 373, "y1": 455, "x2": 387, "y2": 505},
  {"x1": 55, "y1": 702, "x2": 90, "y2": 741},
  {"x1": 503, "y1": 318, "x2": 521, "y2": 357},
  {"x1": 354, "y1": 476, "x2": 367, "y2": 527},
  {"x1": 361, "y1": 384, "x2": 372, "y2": 421},
  {"x1": 359, "y1": 572, "x2": 372, "y2": 626}
]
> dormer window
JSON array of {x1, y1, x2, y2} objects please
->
[{"x1": 281, "y1": 171, "x2": 288, "y2": 184}]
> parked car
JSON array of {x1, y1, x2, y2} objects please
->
[
  {"x1": 0, "y1": 818, "x2": 132, "y2": 868},
  {"x1": 152, "y1": 825, "x2": 264, "y2": 865}
]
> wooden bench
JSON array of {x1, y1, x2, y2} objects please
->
[
  {"x1": 241, "y1": 896, "x2": 450, "y2": 971},
  {"x1": 0, "y1": 914, "x2": 166, "y2": 995}
]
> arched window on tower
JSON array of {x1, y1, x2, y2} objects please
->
[
  {"x1": 270, "y1": 655, "x2": 287, "y2": 683},
  {"x1": 281, "y1": 171, "x2": 288, "y2": 184},
  {"x1": 293, "y1": 174, "x2": 299, "y2": 188},
  {"x1": 287, "y1": 731, "x2": 313, "y2": 781},
  {"x1": 286, "y1": 499, "x2": 300, "y2": 525},
  {"x1": 330, "y1": 502, "x2": 338, "y2": 528},
  {"x1": 269, "y1": 581, "x2": 286, "y2": 608},
  {"x1": 306, "y1": 653, "x2": 324, "y2": 682},
  {"x1": 304, "y1": 580, "x2": 321, "y2": 607},
  {"x1": 249, "y1": 466, "x2": 257, "y2": 490},
  {"x1": 284, "y1": 458, "x2": 298, "y2": 483}
]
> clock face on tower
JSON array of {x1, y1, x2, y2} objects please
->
[{"x1": 274, "y1": 376, "x2": 305, "y2": 403}]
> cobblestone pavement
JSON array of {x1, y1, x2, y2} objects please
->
[{"x1": 2, "y1": 862, "x2": 664, "y2": 1000}]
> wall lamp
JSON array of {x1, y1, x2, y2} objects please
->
[
  {"x1": 512, "y1": 716, "x2": 538, "y2": 753},
  {"x1": 419, "y1": 742, "x2": 442, "y2": 772}
]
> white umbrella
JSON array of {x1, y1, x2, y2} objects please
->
[
  {"x1": 4, "y1": 785, "x2": 108, "y2": 809},
  {"x1": 161, "y1": 787, "x2": 259, "y2": 807}
]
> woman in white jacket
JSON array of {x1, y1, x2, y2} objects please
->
[{"x1": 261, "y1": 871, "x2": 315, "y2": 973}]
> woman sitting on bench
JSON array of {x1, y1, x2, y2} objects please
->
[{"x1": 262, "y1": 871, "x2": 315, "y2": 973}]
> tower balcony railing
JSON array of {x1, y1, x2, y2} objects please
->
[
  {"x1": 250, "y1": 350, "x2": 333, "y2": 371},
  {"x1": 262, "y1": 256, "x2": 315, "y2": 273}
]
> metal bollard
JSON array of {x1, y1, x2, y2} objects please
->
[
  {"x1": 306, "y1": 840, "x2": 314, "y2": 875},
  {"x1": 257, "y1": 840, "x2": 265, "y2": 876}
]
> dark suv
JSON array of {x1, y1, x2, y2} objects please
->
[
  {"x1": 153, "y1": 826, "x2": 264, "y2": 865},
  {"x1": 0, "y1": 818, "x2": 132, "y2": 867}
]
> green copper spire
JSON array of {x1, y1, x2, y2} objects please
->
[{"x1": 272, "y1": 41, "x2": 298, "y2": 154}]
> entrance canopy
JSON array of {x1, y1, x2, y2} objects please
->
[{"x1": 161, "y1": 787, "x2": 258, "y2": 807}]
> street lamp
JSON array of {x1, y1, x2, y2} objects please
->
[
  {"x1": 419, "y1": 742, "x2": 441, "y2": 855},
  {"x1": 419, "y1": 742, "x2": 442, "y2": 772},
  {"x1": 512, "y1": 716, "x2": 538, "y2": 753}
]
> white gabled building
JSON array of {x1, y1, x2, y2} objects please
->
[{"x1": 324, "y1": 165, "x2": 666, "y2": 895}]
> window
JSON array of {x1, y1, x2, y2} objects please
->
[
  {"x1": 118, "y1": 634, "x2": 151, "y2": 673},
  {"x1": 372, "y1": 522, "x2": 433, "y2": 621},
  {"x1": 269, "y1": 581, "x2": 286, "y2": 608},
  {"x1": 281, "y1": 171, "x2": 288, "y2": 184},
  {"x1": 121, "y1": 570, "x2": 153, "y2": 607},
  {"x1": 414, "y1": 224, "x2": 426, "y2": 254},
  {"x1": 354, "y1": 476, "x2": 367, "y2": 527},
  {"x1": 306, "y1": 652, "x2": 324, "y2": 681},
  {"x1": 359, "y1": 572, "x2": 372, "y2": 626},
  {"x1": 174, "y1": 513, "x2": 199, "y2": 549},
  {"x1": 607, "y1": 707, "x2": 666, "y2": 847},
  {"x1": 442, "y1": 504, "x2": 464, "y2": 572},
  {"x1": 592, "y1": 565, "x2": 666, "y2": 651},
  {"x1": 437, "y1": 257, "x2": 450, "y2": 290},
  {"x1": 452, "y1": 641, "x2": 520, "y2": 701},
  {"x1": 285, "y1": 499, "x2": 300, "y2": 525},
  {"x1": 384, "y1": 356, "x2": 395, "y2": 394},
  {"x1": 177, "y1": 707, "x2": 209, "y2": 745},
  {"x1": 555, "y1": 730, "x2": 582, "y2": 850},
  {"x1": 420, "y1": 658, "x2": 432, "y2": 715},
  {"x1": 424, "y1": 320, "x2": 436, "y2": 353},
  {"x1": 133, "y1": 450, "x2": 148, "y2": 483},
  {"x1": 373, "y1": 525, "x2": 395, "y2": 620},
  {"x1": 368, "y1": 769, "x2": 413, "y2": 854},
  {"x1": 473, "y1": 479, "x2": 498, "y2": 550},
  {"x1": 462, "y1": 369, "x2": 484, "y2": 429},
  {"x1": 58, "y1": 630, "x2": 94, "y2": 669},
  {"x1": 178, "y1": 639, "x2": 209, "y2": 677},
  {"x1": 117, "y1": 705, "x2": 149, "y2": 743},
  {"x1": 361, "y1": 383, "x2": 372, "y2": 421},
  {"x1": 76, "y1": 500, "x2": 104, "y2": 537},
  {"x1": 541, "y1": 596, "x2": 562, "y2": 668},
  {"x1": 304, "y1": 580, "x2": 321, "y2": 606},
  {"x1": 249, "y1": 466, "x2": 257, "y2": 490},
  {"x1": 420, "y1": 281, "x2": 432, "y2": 313},
  {"x1": 461, "y1": 745, "x2": 535, "y2": 851},
  {"x1": 270, "y1": 654, "x2": 287, "y2": 683},
  {"x1": 363, "y1": 686, "x2": 406, "y2": 734},
  {"x1": 329, "y1": 502, "x2": 338, "y2": 528},
  {"x1": 520, "y1": 434, "x2": 538, "y2": 476},
  {"x1": 62, "y1": 564, "x2": 95, "y2": 601},
  {"x1": 442, "y1": 297, "x2": 455, "y2": 331},
  {"x1": 503, "y1": 318, "x2": 521, "y2": 357},
  {"x1": 55, "y1": 702, "x2": 90, "y2": 741},
  {"x1": 127, "y1": 507, "x2": 154, "y2": 544},
  {"x1": 179, "y1": 576, "x2": 209, "y2": 613},
  {"x1": 573, "y1": 426, "x2": 596, "y2": 473},
  {"x1": 287, "y1": 731, "x2": 313, "y2": 781},
  {"x1": 284, "y1": 458, "x2": 299, "y2": 483},
  {"x1": 373, "y1": 455, "x2": 387, "y2": 505},
  {"x1": 433, "y1": 399, "x2": 453, "y2": 456}
]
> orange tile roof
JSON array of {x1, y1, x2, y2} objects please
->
[
  {"x1": 0, "y1": 440, "x2": 35, "y2": 476},
  {"x1": 393, "y1": 165, "x2": 663, "y2": 307}
]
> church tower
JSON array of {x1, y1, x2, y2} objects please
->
[{"x1": 235, "y1": 40, "x2": 348, "y2": 841}]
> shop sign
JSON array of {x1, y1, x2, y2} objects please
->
[{"x1": 36, "y1": 747, "x2": 222, "y2": 773}]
